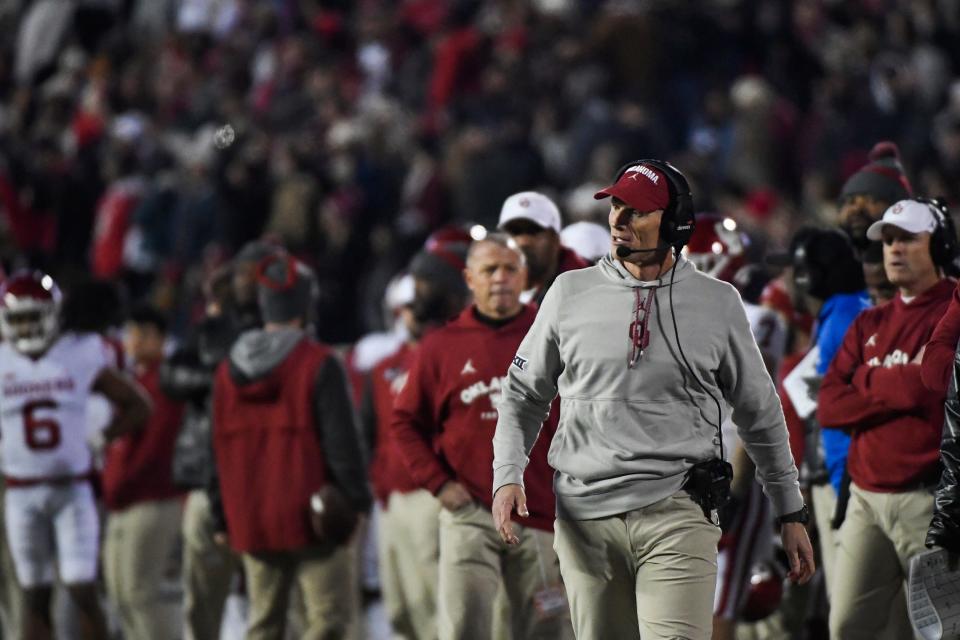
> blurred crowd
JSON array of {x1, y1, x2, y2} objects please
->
[{"x1": 3, "y1": 0, "x2": 960, "y2": 343}]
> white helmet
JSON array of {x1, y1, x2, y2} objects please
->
[
  {"x1": 682, "y1": 213, "x2": 747, "y2": 282},
  {"x1": 0, "y1": 271, "x2": 62, "y2": 356},
  {"x1": 560, "y1": 222, "x2": 611, "y2": 263}
]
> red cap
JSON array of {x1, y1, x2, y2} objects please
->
[{"x1": 594, "y1": 164, "x2": 670, "y2": 213}]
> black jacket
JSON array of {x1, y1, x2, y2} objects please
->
[
  {"x1": 927, "y1": 340, "x2": 960, "y2": 552},
  {"x1": 161, "y1": 314, "x2": 237, "y2": 490}
]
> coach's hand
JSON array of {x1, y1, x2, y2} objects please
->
[
  {"x1": 492, "y1": 483, "x2": 527, "y2": 546},
  {"x1": 781, "y1": 522, "x2": 816, "y2": 584},
  {"x1": 437, "y1": 481, "x2": 473, "y2": 512}
]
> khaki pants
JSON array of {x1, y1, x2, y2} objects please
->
[
  {"x1": 243, "y1": 541, "x2": 356, "y2": 640},
  {"x1": 437, "y1": 502, "x2": 571, "y2": 640},
  {"x1": 379, "y1": 490, "x2": 440, "y2": 640},
  {"x1": 0, "y1": 484, "x2": 22, "y2": 638},
  {"x1": 103, "y1": 497, "x2": 182, "y2": 640},
  {"x1": 830, "y1": 483, "x2": 933, "y2": 640},
  {"x1": 183, "y1": 489, "x2": 240, "y2": 640},
  {"x1": 810, "y1": 482, "x2": 838, "y2": 597},
  {"x1": 554, "y1": 491, "x2": 721, "y2": 640}
]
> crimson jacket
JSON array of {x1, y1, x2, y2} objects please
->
[
  {"x1": 367, "y1": 343, "x2": 421, "y2": 503},
  {"x1": 102, "y1": 363, "x2": 185, "y2": 511},
  {"x1": 818, "y1": 279, "x2": 953, "y2": 492},
  {"x1": 390, "y1": 305, "x2": 558, "y2": 531},
  {"x1": 213, "y1": 329, "x2": 370, "y2": 553},
  {"x1": 531, "y1": 247, "x2": 590, "y2": 307},
  {"x1": 558, "y1": 246, "x2": 590, "y2": 273},
  {"x1": 921, "y1": 280, "x2": 960, "y2": 394}
]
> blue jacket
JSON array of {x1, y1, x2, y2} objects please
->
[{"x1": 815, "y1": 290, "x2": 871, "y2": 492}]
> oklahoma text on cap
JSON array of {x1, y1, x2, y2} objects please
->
[{"x1": 594, "y1": 163, "x2": 671, "y2": 213}]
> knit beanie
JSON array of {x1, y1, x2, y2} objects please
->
[
  {"x1": 839, "y1": 141, "x2": 913, "y2": 204},
  {"x1": 234, "y1": 240, "x2": 282, "y2": 266},
  {"x1": 408, "y1": 227, "x2": 472, "y2": 297},
  {"x1": 256, "y1": 255, "x2": 317, "y2": 324}
]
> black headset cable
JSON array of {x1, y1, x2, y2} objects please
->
[{"x1": 667, "y1": 247, "x2": 725, "y2": 460}]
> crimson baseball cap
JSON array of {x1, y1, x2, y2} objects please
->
[{"x1": 594, "y1": 163, "x2": 670, "y2": 213}]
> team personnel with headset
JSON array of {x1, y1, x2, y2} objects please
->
[
  {"x1": 492, "y1": 159, "x2": 813, "y2": 640},
  {"x1": 819, "y1": 198, "x2": 957, "y2": 638}
]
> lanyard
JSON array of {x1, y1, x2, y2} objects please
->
[{"x1": 628, "y1": 286, "x2": 657, "y2": 369}]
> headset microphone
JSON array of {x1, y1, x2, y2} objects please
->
[{"x1": 615, "y1": 245, "x2": 662, "y2": 258}]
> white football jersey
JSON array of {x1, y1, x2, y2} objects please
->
[
  {"x1": 0, "y1": 333, "x2": 112, "y2": 479},
  {"x1": 743, "y1": 301, "x2": 787, "y2": 377},
  {"x1": 721, "y1": 301, "x2": 788, "y2": 456}
]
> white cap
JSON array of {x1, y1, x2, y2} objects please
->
[
  {"x1": 560, "y1": 222, "x2": 610, "y2": 262},
  {"x1": 866, "y1": 200, "x2": 938, "y2": 241},
  {"x1": 384, "y1": 273, "x2": 415, "y2": 310},
  {"x1": 498, "y1": 192, "x2": 562, "y2": 234}
]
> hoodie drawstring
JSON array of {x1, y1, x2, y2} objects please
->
[{"x1": 628, "y1": 286, "x2": 657, "y2": 369}]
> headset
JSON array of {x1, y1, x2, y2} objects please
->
[
  {"x1": 613, "y1": 159, "x2": 697, "y2": 251},
  {"x1": 792, "y1": 228, "x2": 864, "y2": 300},
  {"x1": 915, "y1": 197, "x2": 960, "y2": 272}
]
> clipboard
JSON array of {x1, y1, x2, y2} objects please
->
[
  {"x1": 782, "y1": 346, "x2": 820, "y2": 419},
  {"x1": 909, "y1": 548, "x2": 960, "y2": 640}
]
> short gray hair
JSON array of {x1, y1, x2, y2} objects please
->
[{"x1": 466, "y1": 232, "x2": 526, "y2": 267}]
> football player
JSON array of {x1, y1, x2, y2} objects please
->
[
  {"x1": 0, "y1": 271, "x2": 150, "y2": 640},
  {"x1": 686, "y1": 216, "x2": 787, "y2": 637}
]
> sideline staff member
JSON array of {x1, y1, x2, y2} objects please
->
[
  {"x1": 492, "y1": 160, "x2": 814, "y2": 640},
  {"x1": 392, "y1": 235, "x2": 571, "y2": 640},
  {"x1": 819, "y1": 199, "x2": 955, "y2": 639}
]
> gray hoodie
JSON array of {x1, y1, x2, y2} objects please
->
[{"x1": 492, "y1": 254, "x2": 802, "y2": 520}]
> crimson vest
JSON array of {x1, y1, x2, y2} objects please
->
[{"x1": 213, "y1": 338, "x2": 331, "y2": 553}]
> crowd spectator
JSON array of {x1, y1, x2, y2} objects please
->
[{"x1": 2, "y1": 2, "x2": 960, "y2": 344}]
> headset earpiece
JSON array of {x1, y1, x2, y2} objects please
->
[
  {"x1": 613, "y1": 159, "x2": 696, "y2": 251},
  {"x1": 793, "y1": 242, "x2": 824, "y2": 299},
  {"x1": 914, "y1": 197, "x2": 959, "y2": 272}
]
